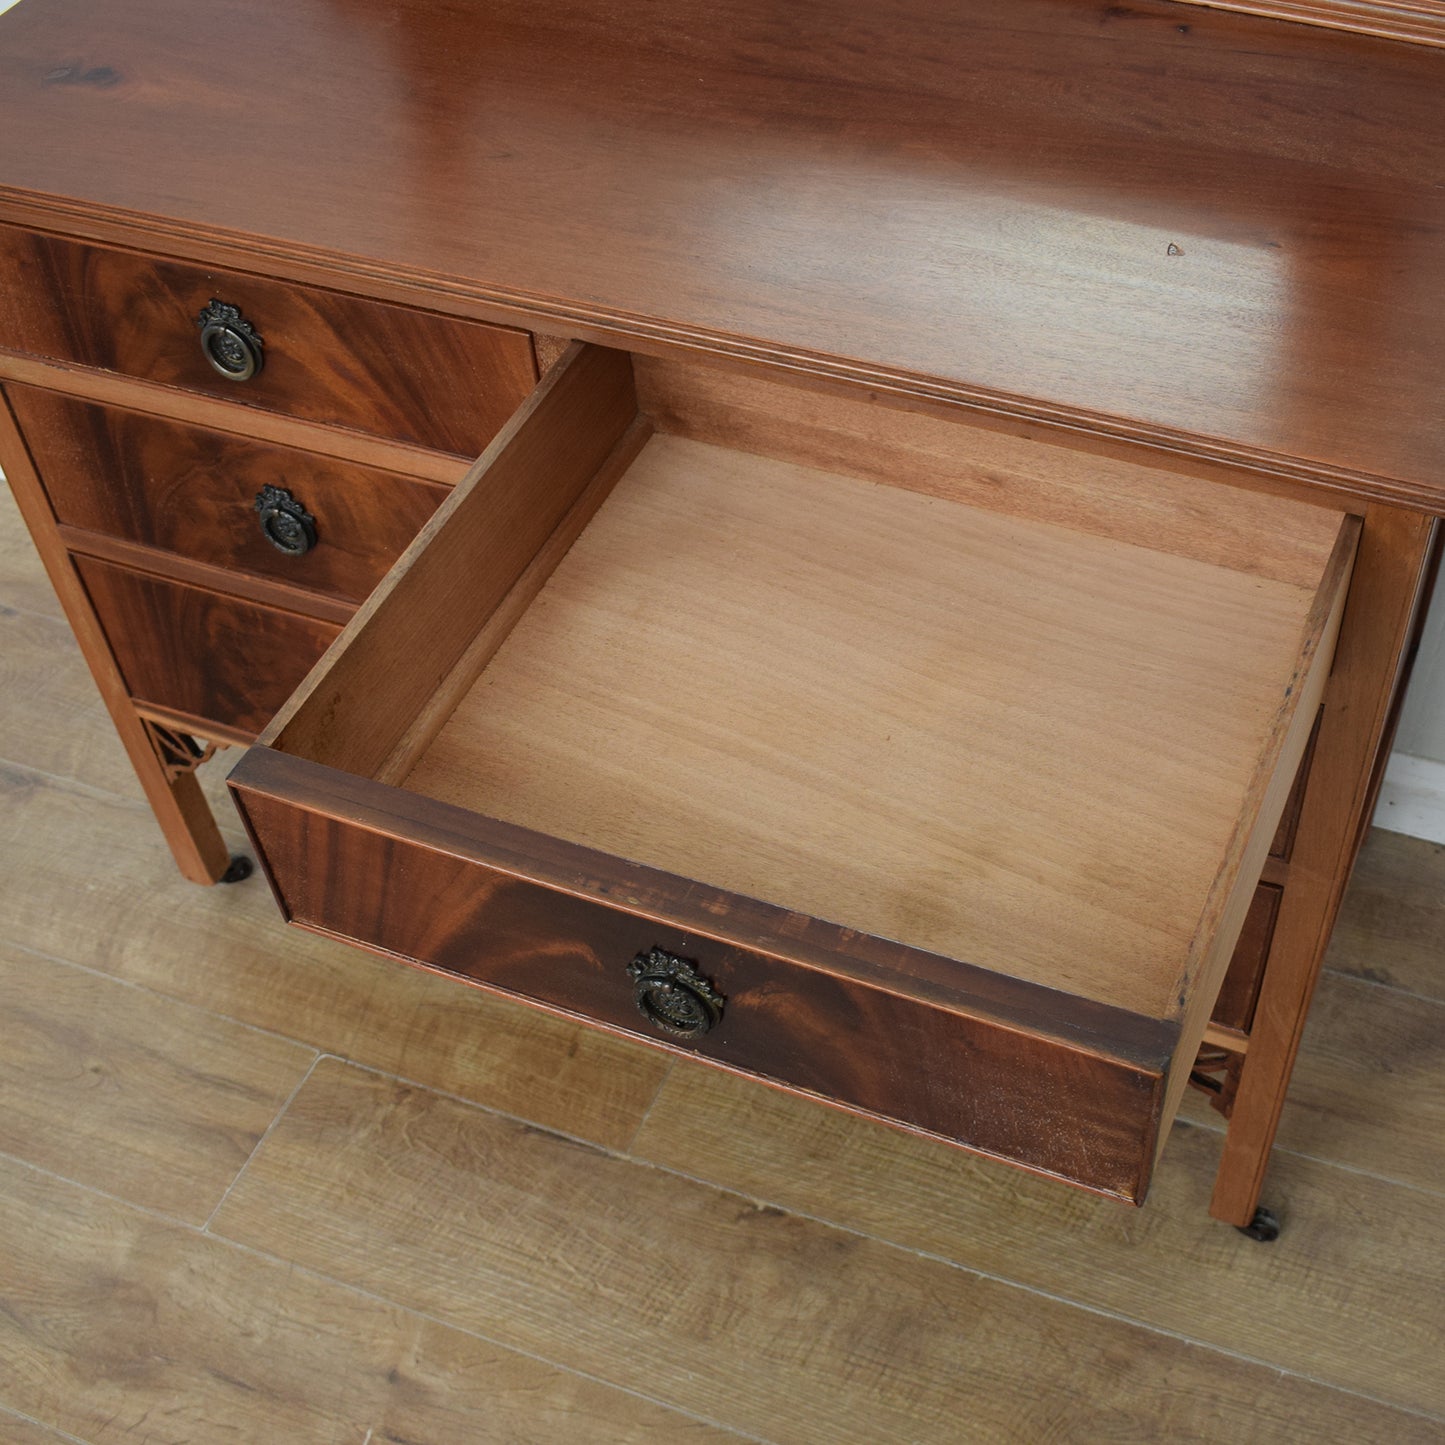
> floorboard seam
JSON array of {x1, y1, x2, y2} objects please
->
[
  {"x1": 10, "y1": 900, "x2": 1435, "y2": 1206},
  {"x1": 0, "y1": 1147, "x2": 199, "y2": 1230},
  {"x1": 0, "y1": 1150, "x2": 772, "y2": 1443},
  {"x1": 4, "y1": 918, "x2": 1437, "y2": 1209},
  {"x1": 324, "y1": 1056, "x2": 648, "y2": 1160},
  {"x1": 264, "y1": 1061, "x2": 1445, "y2": 1425},
  {"x1": 621, "y1": 1057, "x2": 677, "y2": 1155},
  {"x1": 1173, "y1": 1112, "x2": 1445, "y2": 1198},
  {"x1": 0, "y1": 745, "x2": 244, "y2": 822},
  {"x1": 0, "y1": 753, "x2": 152, "y2": 809},
  {"x1": 189, "y1": 1231, "x2": 781, "y2": 1445},
  {"x1": 0, "y1": 1400, "x2": 93, "y2": 1445},
  {"x1": 0, "y1": 935, "x2": 329, "y2": 1056},
  {"x1": 0, "y1": 937, "x2": 661, "y2": 1159},
  {"x1": 614, "y1": 1148, "x2": 1445, "y2": 1426},
  {"x1": 0, "y1": 1053, "x2": 1441, "y2": 1429},
  {"x1": 202, "y1": 1052, "x2": 324, "y2": 1233},
  {"x1": 1321, "y1": 964, "x2": 1445, "y2": 1007}
]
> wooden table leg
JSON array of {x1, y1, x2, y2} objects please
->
[
  {"x1": 1210, "y1": 503, "x2": 1438, "y2": 1227},
  {"x1": 1, "y1": 391, "x2": 235, "y2": 885}
]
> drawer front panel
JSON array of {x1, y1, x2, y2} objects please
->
[
  {"x1": 1269, "y1": 711, "x2": 1320, "y2": 863},
  {"x1": 230, "y1": 749, "x2": 1170, "y2": 1202},
  {"x1": 75, "y1": 556, "x2": 341, "y2": 738},
  {"x1": 1211, "y1": 882, "x2": 1282, "y2": 1034},
  {"x1": 0, "y1": 226, "x2": 537, "y2": 455},
  {"x1": 11, "y1": 386, "x2": 450, "y2": 605}
]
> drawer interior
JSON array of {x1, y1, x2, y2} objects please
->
[
  {"x1": 236, "y1": 342, "x2": 1357, "y2": 1189},
  {"x1": 406, "y1": 425, "x2": 1285, "y2": 1018}
]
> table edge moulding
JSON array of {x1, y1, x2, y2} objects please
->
[{"x1": 0, "y1": 0, "x2": 1440, "y2": 1237}]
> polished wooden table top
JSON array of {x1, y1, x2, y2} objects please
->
[{"x1": 0, "y1": 0, "x2": 1442, "y2": 501}]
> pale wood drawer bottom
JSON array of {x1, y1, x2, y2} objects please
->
[{"x1": 231, "y1": 343, "x2": 1358, "y2": 1201}]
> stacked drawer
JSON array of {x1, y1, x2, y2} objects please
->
[
  {"x1": 1193, "y1": 713, "x2": 1322, "y2": 1115},
  {"x1": 1209, "y1": 718, "x2": 1319, "y2": 1039},
  {"x1": 0, "y1": 223, "x2": 537, "y2": 743}
]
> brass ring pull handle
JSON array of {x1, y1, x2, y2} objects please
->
[
  {"x1": 196, "y1": 298, "x2": 264, "y2": 380},
  {"x1": 627, "y1": 948, "x2": 724, "y2": 1038},
  {"x1": 254, "y1": 485, "x2": 316, "y2": 556}
]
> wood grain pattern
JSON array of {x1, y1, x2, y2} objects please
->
[
  {"x1": 231, "y1": 750, "x2": 1172, "y2": 1201},
  {"x1": 1, "y1": 0, "x2": 1442, "y2": 499},
  {"x1": 1174, "y1": 0, "x2": 1445, "y2": 47},
  {"x1": 0, "y1": 348, "x2": 475, "y2": 486},
  {"x1": 631, "y1": 1059, "x2": 1445, "y2": 1418},
  {"x1": 266, "y1": 343, "x2": 641, "y2": 776},
  {"x1": 239, "y1": 348, "x2": 1356, "y2": 1199},
  {"x1": 1268, "y1": 710, "x2": 1319, "y2": 861},
  {"x1": 1211, "y1": 506, "x2": 1438, "y2": 1223},
  {"x1": 7, "y1": 397, "x2": 1444, "y2": 1436},
  {"x1": 635, "y1": 354, "x2": 1349, "y2": 588},
  {"x1": 0, "y1": 942, "x2": 314, "y2": 1222},
  {"x1": 0, "y1": 763, "x2": 669, "y2": 1152},
  {"x1": 1153, "y1": 520, "x2": 1354, "y2": 1156},
  {"x1": 73, "y1": 555, "x2": 341, "y2": 738},
  {"x1": 9, "y1": 385, "x2": 448, "y2": 606},
  {"x1": 360, "y1": 1320, "x2": 744, "y2": 1445},
  {"x1": 369, "y1": 418, "x2": 654, "y2": 789},
  {"x1": 57, "y1": 525, "x2": 357, "y2": 628},
  {"x1": 0, "y1": 224, "x2": 537, "y2": 457},
  {"x1": 408, "y1": 430, "x2": 1350, "y2": 1017},
  {"x1": 1210, "y1": 883, "x2": 1282, "y2": 1033},
  {"x1": 0, "y1": 1157, "x2": 735, "y2": 1445},
  {"x1": 210, "y1": 1059, "x2": 1445, "y2": 1443}
]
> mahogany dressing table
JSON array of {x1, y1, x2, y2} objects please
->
[{"x1": 0, "y1": 0, "x2": 1440, "y2": 1235}]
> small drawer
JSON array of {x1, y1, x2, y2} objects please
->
[
  {"x1": 1210, "y1": 882, "x2": 1282, "y2": 1034},
  {"x1": 1268, "y1": 710, "x2": 1320, "y2": 862},
  {"x1": 230, "y1": 344, "x2": 1358, "y2": 1202},
  {"x1": 10, "y1": 385, "x2": 450, "y2": 606},
  {"x1": 0, "y1": 225, "x2": 536, "y2": 455},
  {"x1": 74, "y1": 555, "x2": 341, "y2": 739}
]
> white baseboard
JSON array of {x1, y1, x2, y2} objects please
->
[{"x1": 1373, "y1": 752, "x2": 1445, "y2": 845}]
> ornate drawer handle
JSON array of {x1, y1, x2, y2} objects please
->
[
  {"x1": 627, "y1": 947, "x2": 724, "y2": 1038},
  {"x1": 196, "y1": 298, "x2": 264, "y2": 380},
  {"x1": 254, "y1": 485, "x2": 316, "y2": 556}
]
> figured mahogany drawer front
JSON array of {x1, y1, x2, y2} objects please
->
[
  {"x1": 0, "y1": 225, "x2": 536, "y2": 455},
  {"x1": 10, "y1": 386, "x2": 450, "y2": 606},
  {"x1": 231, "y1": 755, "x2": 1170, "y2": 1202},
  {"x1": 74, "y1": 555, "x2": 341, "y2": 739}
]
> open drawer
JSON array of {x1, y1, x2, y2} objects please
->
[{"x1": 229, "y1": 343, "x2": 1358, "y2": 1203}]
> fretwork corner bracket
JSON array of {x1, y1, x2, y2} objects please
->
[{"x1": 142, "y1": 718, "x2": 222, "y2": 783}]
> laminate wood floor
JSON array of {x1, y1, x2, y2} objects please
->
[{"x1": 1, "y1": 485, "x2": 1441, "y2": 1443}]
